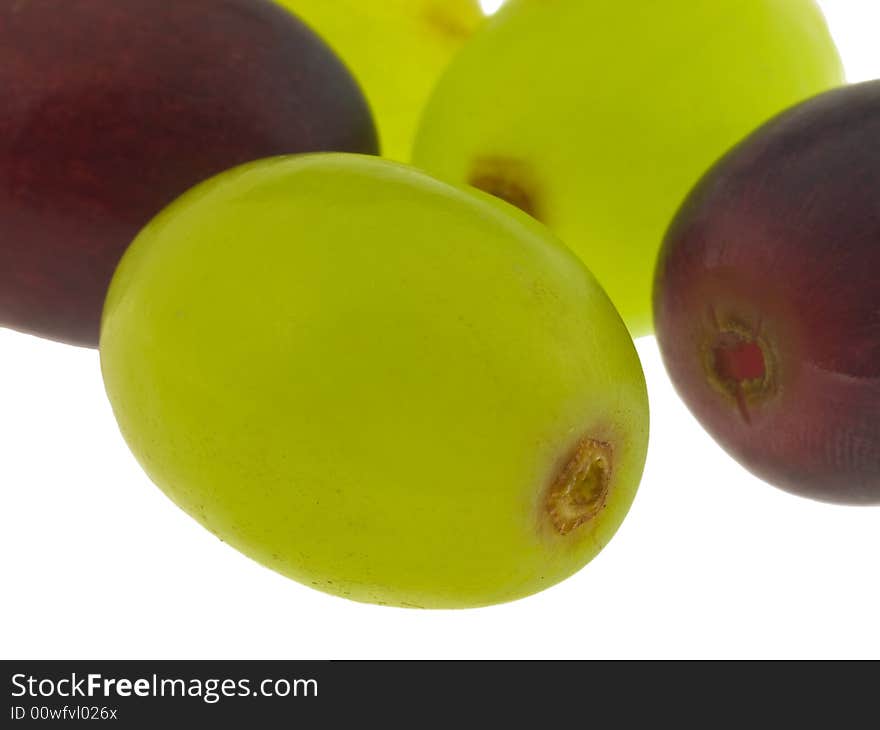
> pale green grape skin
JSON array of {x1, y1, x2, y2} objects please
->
[
  {"x1": 413, "y1": 0, "x2": 845, "y2": 336},
  {"x1": 275, "y1": 0, "x2": 484, "y2": 161},
  {"x1": 100, "y1": 154, "x2": 649, "y2": 609}
]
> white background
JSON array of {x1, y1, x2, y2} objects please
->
[{"x1": 2, "y1": 1, "x2": 878, "y2": 660}]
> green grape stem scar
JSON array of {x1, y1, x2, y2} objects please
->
[
  {"x1": 546, "y1": 438, "x2": 613, "y2": 536},
  {"x1": 469, "y1": 157, "x2": 541, "y2": 221}
]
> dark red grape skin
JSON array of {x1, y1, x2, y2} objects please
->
[
  {"x1": 0, "y1": 0, "x2": 378, "y2": 347},
  {"x1": 654, "y1": 81, "x2": 880, "y2": 505}
]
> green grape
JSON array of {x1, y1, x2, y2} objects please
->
[
  {"x1": 413, "y1": 0, "x2": 844, "y2": 336},
  {"x1": 275, "y1": 0, "x2": 484, "y2": 161},
  {"x1": 100, "y1": 154, "x2": 649, "y2": 609}
]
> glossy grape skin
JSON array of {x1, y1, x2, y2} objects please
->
[
  {"x1": 0, "y1": 0, "x2": 377, "y2": 348},
  {"x1": 100, "y1": 154, "x2": 649, "y2": 609},
  {"x1": 276, "y1": 0, "x2": 484, "y2": 161},
  {"x1": 654, "y1": 82, "x2": 880, "y2": 505},
  {"x1": 413, "y1": 0, "x2": 844, "y2": 336}
]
